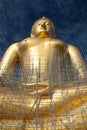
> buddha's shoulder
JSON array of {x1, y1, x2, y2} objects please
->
[
  {"x1": 7, "y1": 42, "x2": 19, "y2": 50},
  {"x1": 18, "y1": 37, "x2": 44, "y2": 46},
  {"x1": 43, "y1": 38, "x2": 65, "y2": 47},
  {"x1": 18, "y1": 37, "x2": 34, "y2": 45},
  {"x1": 49, "y1": 38, "x2": 64, "y2": 44},
  {"x1": 16, "y1": 37, "x2": 34, "y2": 48}
]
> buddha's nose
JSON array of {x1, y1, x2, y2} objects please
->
[{"x1": 41, "y1": 23, "x2": 46, "y2": 28}]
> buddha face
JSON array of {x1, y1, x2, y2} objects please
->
[{"x1": 30, "y1": 17, "x2": 56, "y2": 38}]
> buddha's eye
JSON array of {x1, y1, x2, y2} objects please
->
[{"x1": 46, "y1": 23, "x2": 50, "y2": 26}]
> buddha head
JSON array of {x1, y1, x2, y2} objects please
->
[{"x1": 30, "y1": 16, "x2": 56, "y2": 38}]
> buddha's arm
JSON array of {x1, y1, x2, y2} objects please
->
[
  {"x1": 0, "y1": 43, "x2": 19, "y2": 85},
  {"x1": 68, "y1": 44, "x2": 86, "y2": 79}
]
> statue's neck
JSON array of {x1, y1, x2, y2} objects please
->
[{"x1": 38, "y1": 32, "x2": 49, "y2": 38}]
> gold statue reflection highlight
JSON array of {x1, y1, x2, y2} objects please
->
[{"x1": 0, "y1": 16, "x2": 87, "y2": 129}]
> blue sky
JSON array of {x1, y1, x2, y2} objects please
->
[{"x1": 0, "y1": 0, "x2": 87, "y2": 58}]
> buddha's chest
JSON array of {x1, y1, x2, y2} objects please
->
[
  {"x1": 22, "y1": 45, "x2": 49, "y2": 75},
  {"x1": 21, "y1": 43, "x2": 65, "y2": 70},
  {"x1": 19, "y1": 43, "x2": 73, "y2": 84}
]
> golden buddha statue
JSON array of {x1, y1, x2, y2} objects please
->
[{"x1": 0, "y1": 16, "x2": 87, "y2": 129}]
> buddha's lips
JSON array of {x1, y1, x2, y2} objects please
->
[{"x1": 38, "y1": 32, "x2": 49, "y2": 38}]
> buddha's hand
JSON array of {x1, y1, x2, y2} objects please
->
[{"x1": 30, "y1": 87, "x2": 50, "y2": 97}]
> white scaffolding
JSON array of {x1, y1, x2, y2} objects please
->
[{"x1": 0, "y1": 48, "x2": 87, "y2": 130}]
